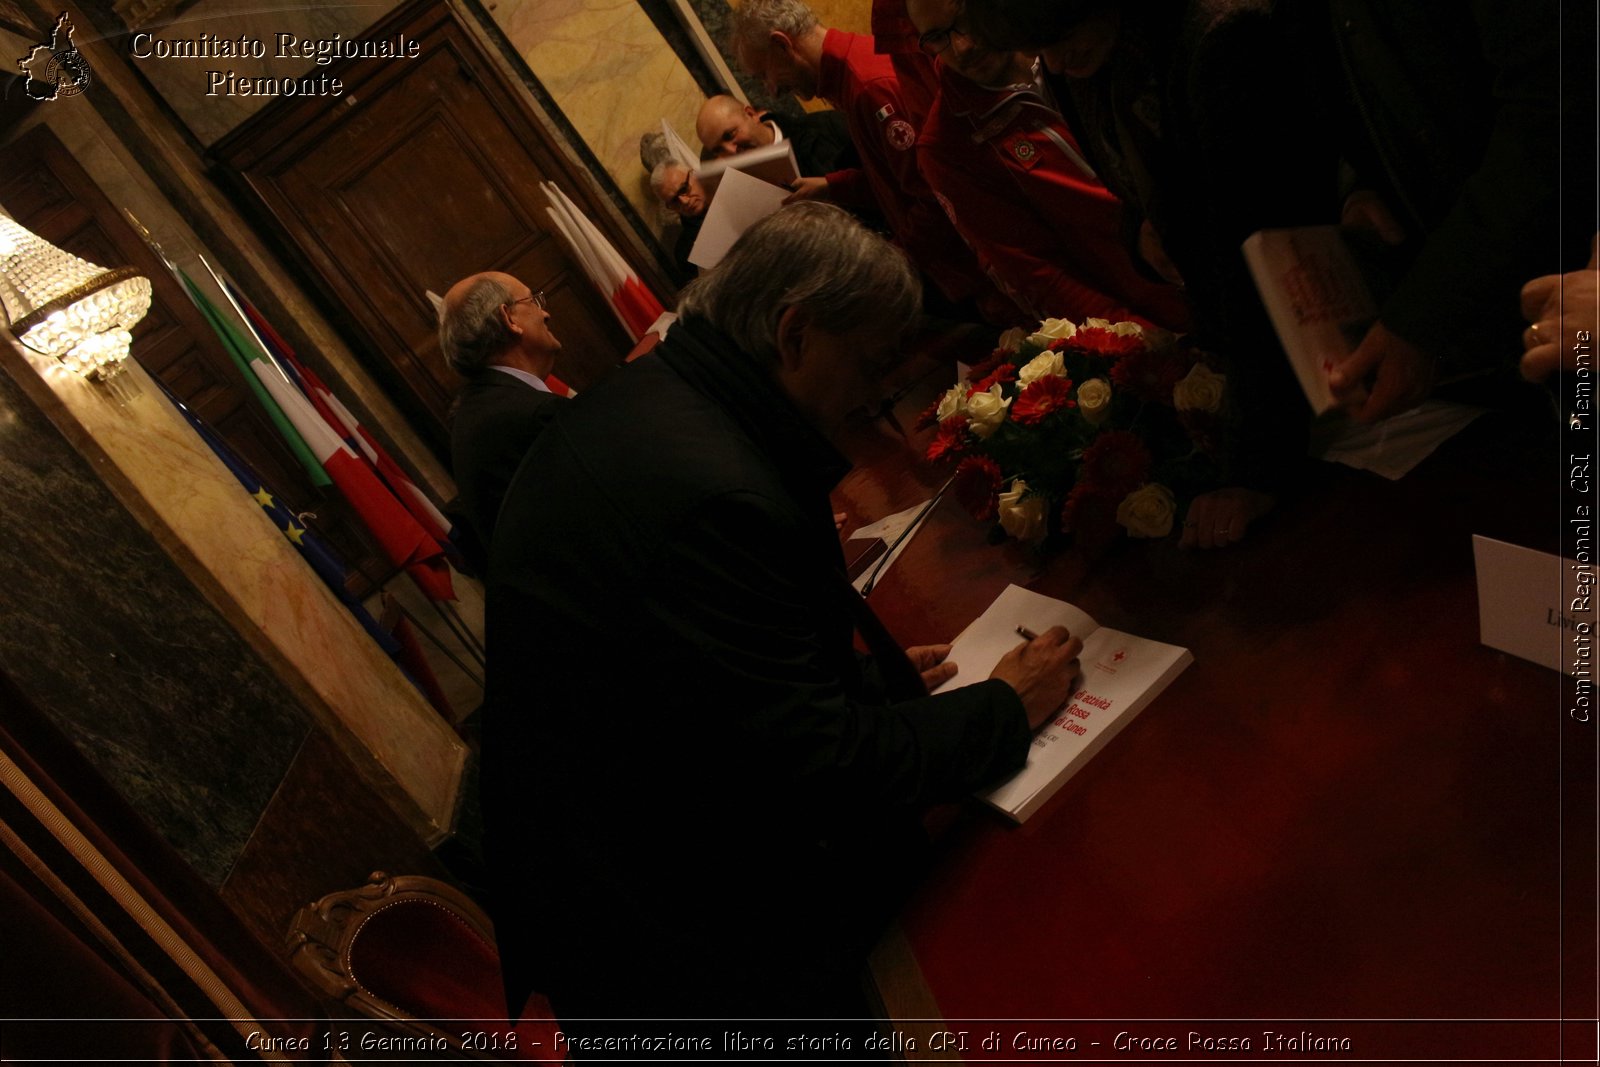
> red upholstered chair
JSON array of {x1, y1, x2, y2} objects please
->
[{"x1": 286, "y1": 871, "x2": 564, "y2": 1062}]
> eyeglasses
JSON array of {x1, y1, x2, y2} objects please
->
[
  {"x1": 506, "y1": 291, "x2": 546, "y2": 311},
  {"x1": 917, "y1": 20, "x2": 969, "y2": 56}
]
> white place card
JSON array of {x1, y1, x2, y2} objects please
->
[{"x1": 1473, "y1": 535, "x2": 1593, "y2": 675}]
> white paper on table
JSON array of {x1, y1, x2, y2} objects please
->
[
  {"x1": 1473, "y1": 535, "x2": 1591, "y2": 676},
  {"x1": 688, "y1": 167, "x2": 790, "y2": 270},
  {"x1": 1312, "y1": 399, "x2": 1484, "y2": 480},
  {"x1": 849, "y1": 496, "x2": 937, "y2": 594}
]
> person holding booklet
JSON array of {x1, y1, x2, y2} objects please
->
[
  {"x1": 1321, "y1": 0, "x2": 1576, "y2": 421},
  {"x1": 650, "y1": 159, "x2": 709, "y2": 275},
  {"x1": 958, "y1": 0, "x2": 1338, "y2": 547},
  {"x1": 479, "y1": 204, "x2": 1083, "y2": 1040}
]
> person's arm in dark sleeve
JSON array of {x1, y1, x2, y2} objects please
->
[{"x1": 644, "y1": 491, "x2": 1033, "y2": 814}]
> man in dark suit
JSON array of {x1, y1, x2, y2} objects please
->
[
  {"x1": 441, "y1": 271, "x2": 565, "y2": 573},
  {"x1": 481, "y1": 204, "x2": 1083, "y2": 1044}
]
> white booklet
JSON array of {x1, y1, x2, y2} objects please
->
[
  {"x1": 933, "y1": 585, "x2": 1193, "y2": 823},
  {"x1": 688, "y1": 166, "x2": 789, "y2": 270},
  {"x1": 1242, "y1": 225, "x2": 1378, "y2": 415},
  {"x1": 696, "y1": 141, "x2": 799, "y2": 199}
]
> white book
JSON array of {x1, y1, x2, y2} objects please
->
[
  {"x1": 933, "y1": 585, "x2": 1193, "y2": 823},
  {"x1": 696, "y1": 141, "x2": 800, "y2": 199},
  {"x1": 1241, "y1": 226, "x2": 1378, "y2": 415}
]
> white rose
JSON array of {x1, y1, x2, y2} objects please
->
[
  {"x1": 1108, "y1": 320, "x2": 1145, "y2": 339},
  {"x1": 1076, "y1": 377, "x2": 1113, "y2": 424},
  {"x1": 1116, "y1": 483, "x2": 1177, "y2": 538},
  {"x1": 1017, "y1": 350, "x2": 1067, "y2": 385},
  {"x1": 997, "y1": 479, "x2": 1048, "y2": 542},
  {"x1": 1173, "y1": 363, "x2": 1226, "y2": 413},
  {"x1": 1081, "y1": 317, "x2": 1112, "y2": 330},
  {"x1": 1026, "y1": 317, "x2": 1077, "y2": 348},
  {"x1": 997, "y1": 326, "x2": 1029, "y2": 353},
  {"x1": 965, "y1": 384, "x2": 1012, "y2": 438},
  {"x1": 935, "y1": 383, "x2": 969, "y2": 422}
]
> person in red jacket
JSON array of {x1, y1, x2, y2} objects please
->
[
  {"x1": 905, "y1": 0, "x2": 1189, "y2": 330},
  {"x1": 729, "y1": 0, "x2": 1022, "y2": 327}
]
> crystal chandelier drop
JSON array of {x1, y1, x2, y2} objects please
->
[{"x1": 0, "y1": 212, "x2": 152, "y2": 381}]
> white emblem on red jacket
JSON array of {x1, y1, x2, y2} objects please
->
[{"x1": 886, "y1": 118, "x2": 916, "y2": 150}]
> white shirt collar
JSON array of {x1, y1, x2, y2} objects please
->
[{"x1": 488, "y1": 365, "x2": 552, "y2": 392}]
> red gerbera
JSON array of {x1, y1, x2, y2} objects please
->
[
  {"x1": 1079, "y1": 430, "x2": 1151, "y2": 497},
  {"x1": 1060, "y1": 482, "x2": 1122, "y2": 551},
  {"x1": 970, "y1": 362, "x2": 1018, "y2": 393},
  {"x1": 915, "y1": 394, "x2": 944, "y2": 430},
  {"x1": 924, "y1": 415, "x2": 971, "y2": 462},
  {"x1": 1057, "y1": 327, "x2": 1146, "y2": 359},
  {"x1": 964, "y1": 347, "x2": 1015, "y2": 383},
  {"x1": 952, "y1": 455, "x2": 1004, "y2": 522},
  {"x1": 1010, "y1": 375, "x2": 1077, "y2": 425},
  {"x1": 1108, "y1": 344, "x2": 1189, "y2": 403}
]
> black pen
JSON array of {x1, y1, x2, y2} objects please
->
[{"x1": 1016, "y1": 626, "x2": 1038, "y2": 641}]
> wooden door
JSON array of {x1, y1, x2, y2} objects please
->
[
  {"x1": 215, "y1": 0, "x2": 639, "y2": 456},
  {"x1": 0, "y1": 124, "x2": 387, "y2": 585}
]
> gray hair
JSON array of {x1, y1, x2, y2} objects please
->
[
  {"x1": 650, "y1": 159, "x2": 687, "y2": 199},
  {"x1": 439, "y1": 276, "x2": 513, "y2": 376},
  {"x1": 728, "y1": 0, "x2": 820, "y2": 52},
  {"x1": 676, "y1": 202, "x2": 920, "y2": 363},
  {"x1": 639, "y1": 130, "x2": 672, "y2": 171}
]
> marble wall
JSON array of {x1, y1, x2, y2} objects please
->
[
  {"x1": 0, "y1": 353, "x2": 308, "y2": 885},
  {"x1": 486, "y1": 0, "x2": 706, "y2": 239}
]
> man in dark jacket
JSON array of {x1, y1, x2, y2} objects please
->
[
  {"x1": 481, "y1": 204, "x2": 1081, "y2": 1042},
  {"x1": 441, "y1": 272, "x2": 566, "y2": 573}
]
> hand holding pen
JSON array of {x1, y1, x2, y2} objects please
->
[{"x1": 991, "y1": 624, "x2": 1082, "y2": 730}]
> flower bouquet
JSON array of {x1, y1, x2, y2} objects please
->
[{"x1": 920, "y1": 317, "x2": 1227, "y2": 546}]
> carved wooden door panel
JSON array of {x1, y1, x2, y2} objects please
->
[
  {"x1": 215, "y1": 0, "x2": 635, "y2": 455},
  {"x1": 0, "y1": 124, "x2": 385, "y2": 584}
]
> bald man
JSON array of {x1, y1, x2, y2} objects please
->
[
  {"x1": 694, "y1": 93, "x2": 855, "y2": 179},
  {"x1": 440, "y1": 271, "x2": 567, "y2": 572}
]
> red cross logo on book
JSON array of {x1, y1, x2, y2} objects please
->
[{"x1": 1112, "y1": 650, "x2": 1126, "y2": 662}]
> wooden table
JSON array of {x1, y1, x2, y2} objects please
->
[{"x1": 834, "y1": 369, "x2": 1595, "y2": 1064}]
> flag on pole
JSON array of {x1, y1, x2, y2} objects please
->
[
  {"x1": 177, "y1": 271, "x2": 330, "y2": 489},
  {"x1": 149, "y1": 373, "x2": 400, "y2": 655},
  {"x1": 226, "y1": 280, "x2": 453, "y2": 547},
  {"x1": 176, "y1": 268, "x2": 455, "y2": 602},
  {"x1": 541, "y1": 182, "x2": 665, "y2": 341}
]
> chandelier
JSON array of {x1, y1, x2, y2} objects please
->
[{"x1": 0, "y1": 211, "x2": 152, "y2": 381}]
